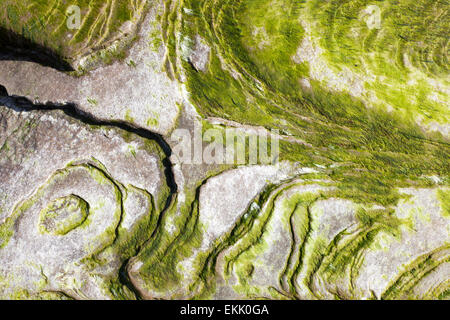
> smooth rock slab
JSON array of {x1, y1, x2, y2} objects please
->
[{"x1": 0, "y1": 105, "x2": 168, "y2": 299}]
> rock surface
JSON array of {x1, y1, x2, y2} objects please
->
[
  {"x1": 0, "y1": 3, "x2": 183, "y2": 136},
  {"x1": 0, "y1": 105, "x2": 168, "y2": 299},
  {"x1": 0, "y1": 0, "x2": 448, "y2": 300}
]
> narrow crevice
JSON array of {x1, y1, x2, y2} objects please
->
[
  {"x1": 0, "y1": 92, "x2": 177, "y2": 195},
  {"x1": 119, "y1": 258, "x2": 143, "y2": 300},
  {"x1": 0, "y1": 89, "x2": 178, "y2": 299}
]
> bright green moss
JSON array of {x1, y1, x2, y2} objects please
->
[
  {"x1": 0, "y1": 0, "x2": 448, "y2": 301},
  {"x1": 160, "y1": 0, "x2": 449, "y2": 220},
  {"x1": 0, "y1": 0, "x2": 148, "y2": 69},
  {"x1": 305, "y1": 0, "x2": 449, "y2": 124},
  {"x1": 382, "y1": 245, "x2": 450, "y2": 300},
  {"x1": 39, "y1": 195, "x2": 89, "y2": 236}
]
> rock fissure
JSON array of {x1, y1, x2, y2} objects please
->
[{"x1": 0, "y1": 89, "x2": 178, "y2": 298}]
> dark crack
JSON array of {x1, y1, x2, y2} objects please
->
[
  {"x1": 0, "y1": 88, "x2": 178, "y2": 300},
  {"x1": 0, "y1": 27, "x2": 74, "y2": 72},
  {"x1": 0, "y1": 85, "x2": 7, "y2": 97}
]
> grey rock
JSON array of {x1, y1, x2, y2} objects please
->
[{"x1": 0, "y1": 105, "x2": 169, "y2": 299}]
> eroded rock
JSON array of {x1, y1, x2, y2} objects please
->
[{"x1": 0, "y1": 105, "x2": 169, "y2": 299}]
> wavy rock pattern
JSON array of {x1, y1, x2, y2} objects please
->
[
  {"x1": 0, "y1": 0, "x2": 147, "y2": 71},
  {"x1": 0, "y1": 105, "x2": 169, "y2": 299},
  {"x1": 0, "y1": 0, "x2": 448, "y2": 300},
  {"x1": 0, "y1": 2, "x2": 183, "y2": 136},
  {"x1": 127, "y1": 165, "x2": 449, "y2": 299}
]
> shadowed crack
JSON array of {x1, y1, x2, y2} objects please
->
[
  {"x1": 0, "y1": 88, "x2": 178, "y2": 299},
  {"x1": 0, "y1": 85, "x2": 7, "y2": 96},
  {"x1": 0, "y1": 27, "x2": 74, "y2": 72}
]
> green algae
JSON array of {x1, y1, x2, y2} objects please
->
[
  {"x1": 0, "y1": 0, "x2": 448, "y2": 301},
  {"x1": 437, "y1": 189, "x2": 450, "y2": 217},
  {"x1": 39, "y1": 195, "x2": 89, "y2": 236},
  {"x1": 306, "y1": 0, "x2": 449, "y2": 123},
  {"x1": 132, "y1": 188, "x2": 203, "y2": 296},
  {"x1": 381, "y1": 245, "x2": 450, "y2": 300},
  {"x1": 160, "y1": 0, "x2": 449, "y2": 218},
  {"x1": 0, "y1": 0, "x2": 148, "y2": 70}
]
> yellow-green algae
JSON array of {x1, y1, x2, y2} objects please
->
[
  {"x1": 0, "y1": 0, "x2": 148, "y2": 71},
  {"x1": 140, "y1": 0, "x2": 450, "y2": 300},
  {"x1": 0, "y1": 0, "x2": 448, "y2": 300}
]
